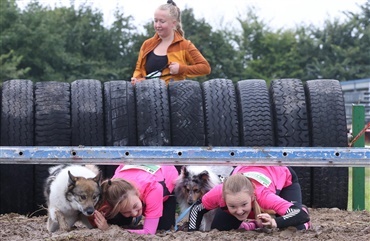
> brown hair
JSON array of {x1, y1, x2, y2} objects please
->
[
  {"x1": 222, "y1": 174, "x2": 262, "y2": 218},
  {"x1": 100, "y1": 178, "x2": 139, "y2": 219},
  {"x1": 158, "y1": 0, "x2": 185, "y2": 37}
]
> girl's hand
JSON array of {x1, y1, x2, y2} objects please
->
[
  {"x1": 257, "y1": 213, "x2": 277, "y2": 228},
  {"x1": 94, "y1": 210, "x2": 110, "y2": 231},
  {"x1": 168, "y1": 62, "x2": 180, "y2": 75},
  {"x1": 131, "y1": 77, "x2": 139, "y2": 85}
]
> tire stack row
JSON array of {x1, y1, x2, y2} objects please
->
[{"x1": 0, "y1": 78, "x2": 348, "y2": 215}]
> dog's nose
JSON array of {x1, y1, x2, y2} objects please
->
[{"x1": 86, "y1": 207, "x2": 95, "y2": 216}]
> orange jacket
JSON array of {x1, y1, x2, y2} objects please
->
[{"x1": 132, "y1": 31, "x2": 211, "y2": 84}]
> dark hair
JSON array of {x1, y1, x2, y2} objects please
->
[{"x1": 167, "y1": 0, "x2": 176, "y2": 6}]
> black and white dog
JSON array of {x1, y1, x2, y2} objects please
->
[{"x1": 174, "y1": 165, "x2": 233, "y2": 231}]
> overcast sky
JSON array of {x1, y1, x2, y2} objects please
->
[{"x1": 16, "y1": 0, "x2": 366, "y2": 30}]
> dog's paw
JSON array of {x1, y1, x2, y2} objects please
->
[{"x1": 47, "y1": 217, "x2": 59, "y2": 233}]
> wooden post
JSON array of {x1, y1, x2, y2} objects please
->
[{"x1": 352, "y1": 105, "x2": 365, "y2": 210}]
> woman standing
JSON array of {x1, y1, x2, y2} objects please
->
[{"x1": 131, "y1": 0, "x2": 211, "y2": 85}]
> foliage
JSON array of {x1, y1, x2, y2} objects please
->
[
  {"x1": 0, "y1": 50, "x2": 30, "y2": 81},
  {"x1": 308, "y1": 1, "x2": 370, "y2": 81},
  {"x1": 0, "y1": 0, "x2": 369, "y2": 84}
]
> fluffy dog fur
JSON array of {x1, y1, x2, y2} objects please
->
[
  {"x1": 174, "y1": 166, "x2": 229, "y2": 231},
  {"x1": 44, "y1": 164, "x2": 101, "y2": 232}
]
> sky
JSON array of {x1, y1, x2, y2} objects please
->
[{"x1": 16, "y1": 0, "x2": 367, "y2": 30}]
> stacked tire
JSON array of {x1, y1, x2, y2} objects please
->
[{"x1": 0, "y1": 78, "x2": 348, "y2": 215}]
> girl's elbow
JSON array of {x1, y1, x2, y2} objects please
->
[
  {"x1": 203, "y1": 64, "x2": 211, "y2": 75},
  {"x1": 206, "y1": 67, "x2": 211, "y2": 75}
]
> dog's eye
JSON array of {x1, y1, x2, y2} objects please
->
[
  {"x1": 193, "y1": 189, "x2": 200, "y2": 193},
  {"x1": 80, "y1": 195, "x2": 86, "y2": 200}
]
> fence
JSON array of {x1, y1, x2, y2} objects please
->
[{"x1": 0, "y1": 108, "x2": 369, "y2": 211}]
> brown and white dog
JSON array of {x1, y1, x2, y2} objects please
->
[
  {"x1": 43, "y1": 164, "x2": 101, "y2": 232},
  {"x1": 174, "y1": 165, "x2": 233, "y2": 231}
]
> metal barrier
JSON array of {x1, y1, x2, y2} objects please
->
[{"x1": 0, "y1": 146, "x2": 369, "y2": 166}]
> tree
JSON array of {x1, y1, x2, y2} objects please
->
[
  {"x1": 234, "y1": 8, "x2": 307, "y2": 83},
  {"x1": 0, "y1": 50, "x2": 30, "y2": 81},
  {"x1": 304, "y1": 1, "x2": 370, "y2": 81},
  {"x1": 181, "y1": 8, "x2": 241, "y2": 82},
  {"x1": 1, "y1": 0, "x2": 368, "y2": 83},
  {"x1": 0, "y1": 0, "x2": 139, "y2": 82}
]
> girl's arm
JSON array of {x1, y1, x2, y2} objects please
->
[
  {"x1": 94, "y1": 210, "x2": 159, "y2": 234},
  {"x1": 187, "y1": 200, "x2": 210, "y2": 231},
  {"x1": 179, "y1": 41, "x2": 211, "y2": 77},
  {"x1": 257, "y1": 204, "x2": 309, "y2": 229},
  {"x1": 127, "y1": 218, "x2": 159, "y2": 235}
]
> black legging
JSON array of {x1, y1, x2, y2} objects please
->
[
  {"x1": 211, "y1": 167, "x2": 304, "y2": 231},
  {"x1": 108, "y1": 195, "x2": 177, "y2": 231},
  {"x1": 157, "y1": 195, "x2": 176, "y2": 230}
]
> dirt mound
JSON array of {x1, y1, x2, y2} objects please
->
[{"x1": 1, "y1": 208, "x2": 369, "y2": 241}]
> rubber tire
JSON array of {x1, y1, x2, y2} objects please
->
[
  {"x1": 71, "y1": 79, "x2": 106, "y2": 176},
  {"x1": 135, "y1": 79, "x2": 171, "y2": 146},
  {"x1": 104, "y1": 80, "x2": 136, "y2": 176},
  {"x1": 202, "y1": 79, "x2": 239, "y2": 146},
  {"x1": 236, "y1": 79, "x2": 274, "y2": 146},
  {"x1": 0, "y1": 79, "x2": 34, "y2": 215},
  {"x1": 169, "y1": 80, "x2": 205, "y2": 146},
  {"x1": 34, "y1": 81, "x2": 71, "y2": 215},
  {"x1": 104, "y1": 80, "x2": 136, "y2": 146},
  {"x1": 269, "y1": 78, "x2": 311, "y2": 207},
  {"x1": 305, "y1": 79, "x2": 348, "y2": 209},
  {"x1": 71, "y1": 79, "x2": 104, "y2": 146}
]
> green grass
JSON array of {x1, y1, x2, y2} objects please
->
[{"x1": 348, "y1": 167, "x2": 370, "y2": 211}]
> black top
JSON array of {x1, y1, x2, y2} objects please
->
[{"x1": 145, "y1": 51, "x2": 168, "y2": 75}]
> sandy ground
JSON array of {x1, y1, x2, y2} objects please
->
[{"x1": 1, "y1": 208, "x2": 369, "y2": 241}]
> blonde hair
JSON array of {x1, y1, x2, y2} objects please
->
[
  {"x1": 100, "y1": 178, "x2": 139, "y2": 219},
  {"x1": 223, "y1": 174, "x2": 262, "y2": 218},
  {"x1": 158, "y1": 0, "x2": 184, "y2": 37}
]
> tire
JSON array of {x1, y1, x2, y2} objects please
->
[
  {"x1": 305, "y1": 79, "x2": 348, "y2": 209},
  {"x1": 104, "y1": 81, "x2": 136, "y2": 146},
  {"x1": 236, "y1": 79, "x2": 274, "y2": 146},
  {"x1": 269, "y1": 78, "x2": 311, "y2": 207},
  {"x1": 71, "y1": 79, "x2": 106, "y2": 176},
  {"x1": 202, "y1": 79, "x2": 239, "y2": 146},
  {"x1": 34, "y1": 81, "x2": 71, "y2": 215},
  {"x1": 71, "y1": 79, "x2": 104, "y2": 146},
  {"x1": 135, "y1": 79, "x2": 171, "y2": 146},
  {"x1": 0, "y1": 79, "x2": 34, "y2": 215},
  {"x1": 104, "y1": 80, "x2": 136, "y2": 176},
  {"x1": 169, "y1": 80, "x2": 205, "y2": 146}
]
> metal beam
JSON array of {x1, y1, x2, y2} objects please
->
[{"x1": 0, "y1": 146, "x2": 369, "y2": 167}]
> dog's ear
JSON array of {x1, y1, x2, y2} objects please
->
[
  {"x1": 92, "y1": 171, "x2": 102, "y2": 184},
  {"x1": 198, "y1": 170, "x2": 210, "y2": 181},
  {"x1": 68, "y1": 170, "x2": 77, "y2": 185},
  {"x1": 182, "y1": 166, "x2": 190, "y2": 177}
]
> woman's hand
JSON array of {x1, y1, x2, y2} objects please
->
[
  {"x1": 168, "y1": 62, "x2": 179, "y2": 75},
  {"x1": 131, "y1": 77, "x2": 139, "y2": 85},
  {"x1": 257, "y1": 213, "x2": 277, "y2": 228},
  {"x1": 93, "y1": 210, "x2": 110, "y2": 231},
  {"x1": 131, "y1": 77, "x2": 145, "y2": 85}
]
